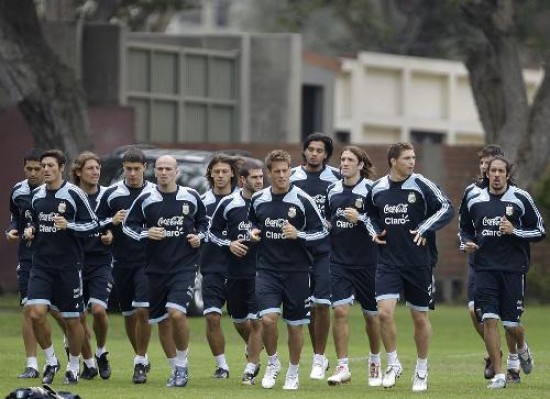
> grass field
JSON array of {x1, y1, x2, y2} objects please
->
[{"x1": 0, "y1": 294, "x2": 548, "y2": 398}]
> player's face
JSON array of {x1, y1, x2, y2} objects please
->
[
  {"x1": 123, "y1": 161, "x2": 145, "y2": 188},
  {"x1": 211, "y1": 162, "x2": 233, "y2": 192},
  {"x1": 340, "y1": 150, "x2": 363, "y2": 180},
  {"x1": 479, "y1": 156, "x2": 493, "y2": 177},
  {"x1": 41, "y1": 156, "x2": 64, "y2": 186},
  {"x1": 154, "y1": 158, "x2": 178, "y2": 188},
  {"x1": 242, "y1": 168, "x2": 264, "y2": 193},
  {"x1": 391, "y1": 149, "x2": 415, "y2": 180},
  {"x1": 304, "y1": 140, "x2": 327, "y2": 168},
  {"x1": 268, "y1": 161, "x2": 290, "y2": 193},
  {"x1": 24, "y1": 160, "x2": 43, "y2": 186},
  {"x1": 78, "y1": 159, "x2": 100, "y2": 187},
  {"x1": 488, "y1": 159, "x2": 508, "y2": 193}
]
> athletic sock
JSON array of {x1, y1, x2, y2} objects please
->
[
  {"x1": 175, "y1": 349, "x2": 188, "y2": 368},
  {"x1": 27, "y1": 357, "x2": 38, "y2": 370},
  {"x1": 43, "y1": 346, "x2": 57, "y2": 366},
  {"x1": 215, "y1": 354, "x2": 229, "y2": 370}
]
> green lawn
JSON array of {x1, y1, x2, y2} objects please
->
[{"x1": 0, "y1": 294, "x2": 548, "y2": 398}]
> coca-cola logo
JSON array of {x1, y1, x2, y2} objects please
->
[
  {"x1": 265, "y1": 218, "x2": 286, "y2": 228},
  {"x1": 482, "y1": 216, "x2": 501, "y2": 226},
  {"x1": 383, "y1": 204, "x2": 408, "y2": 214},
  {"x1": 158, "y1": 216, "x2": 184, "y2": 226}
]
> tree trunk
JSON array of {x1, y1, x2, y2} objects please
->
[{"x1": 0, "y1": 0, "x2": 92, "y2": 160}]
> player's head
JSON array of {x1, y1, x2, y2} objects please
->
[
  {"x1": 71, "y1": 151, "x2": 101, "y2": 187},
  {"x1": 478, "y1": 144, "x2": 504, "y2": 178},
  {"x1": 239, "y1": 159, "x2": 264, "y2": 195},
  {"x1": 122, "y1": 146, "x2": 146, "y2": 188},
  {"x1": 265, "y1": 149, "x2": 291, "y2": 193},
  {"x1": 206, "y1": 153, "x2": 240, "y2": 192},
  {"x1": 40, "y1": 149, "x2": 67, "y2": 185},
  {"x1": 23, "y1": 148, "x2": 44, "y2": 186},
  {"x1": 487, "y1": 155, "x2": 516, "y2": 190},
  {"x1": 340, "y1": 146, "x2": 375, "y2": 179},
  {"x1": 302, "y1": 133, "x2": 334, "y2": 168}
]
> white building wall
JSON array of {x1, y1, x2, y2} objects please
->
[{"x1": 335, "y1": 52, "x2": 542, "y2": 145}]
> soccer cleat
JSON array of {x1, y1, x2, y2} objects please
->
[
  {"x1": 506, "y1": 368, "x2": 521, "y2": 384},
  {"x1": 64, "y1": 369, "x2": 79, "y2": 385},
  {"x1": 327, "y1": 365, "x2": 352, "y2": 385},
  {"x1": 487, "y1": 375, "x2": 506, "y2": 389},
  {"x1": 18, "y1": 367, "x2": 40, "y2": 379},
  {"x1": 283, "y1": 373, "x2": 299, "y2": 390},
  {"x1": 382, "y1": 364, "x2": 402, "y2": 388},
  {"x1": 261, "y1": 360, "x2": 281, "y2": 389},
  {"x1": 42, "y1": 362, "x2": 60, "y2": 384},
  {"x1": 483, "y1": 356, "x2": 495, "y2": 379},
  {"x1": 212, "y1": 367, "x2": 229, "y2": 379},
  {"x1": 80, "y1": 363, "x2": 98, "y2": 380},
  {"x1": 242, "y1": 364, "x2": 261, "y2": 385},
  {"x1": 96, "y1": 352, "x2": 111, "y2": 380},
  {"x1": 368, "y1": 362, "x2": 382, "y2": 387},
  {"x1": 310, "y1": 355, "x2": 329, "y2": 380},
  {"x1": 132, "y1": 363, "x2": 147, "y2": 384},
  {"x1": 518, "y1": 347, "x2": 533, "y2": 374},
  {"x1": 172, "y1": 366, "x2": 188, "y2": 387},
  {"x1": 412, "y1": 370, "x2": 428, "y2": 392}
]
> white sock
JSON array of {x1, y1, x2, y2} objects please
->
[
  {"x1": 518, "y1": 344, "x2": 529, "y2": 355},
  {"x1": 96, "y1": 347, "x2": 107, "y2": 357},
  {"x1": 244, "y1": 362, "x2": 257, "y2": 373},
  {"x1": 507, "y1": 353, "x2": 520, "y2": 370},
  {"x1": 134, "y1": 355, "x2": 147, "y2": 366},
  {"x1": 167, "y1": 357, "x2": 176, "y2": 371},
  {"x1": 337, "y1": 358, "x2": 349, "y2": 367},
  {"x1": 27, "y1": 357, "x2": 38, "y2": 370},
  {"x1": 369, "y1": 353, "x2": 381, "y2": 364},
  {"x1": 68, "y1": 355, "x2": 80, "y2": 373},
  {"x1": 84, "y1": 358, "x2": 95, "y2": 368},
  {"x1": 387, "y1": 351, "x2": 399, "y2": 366},
  {"x1": 416, "y1": 358, "x2": 428, "y2": 373},
  {"x1": 313, "y1": 353, "x2": 325, "y2": 363},
  {"x1": 215, "y1": 354, "x2": 229, "y2": 370},
  {"x1": 287, "y1": 363, "x2": 299, "y2": 376},
  {"x1": 175, "y1": 349, "x2": 188, "y2": 368},
  {"x1": 267, "y1": 353, "x2": 279, "y2": 365},
  {"x1": 43, "y1": 346, "x2": 57, "y2": 366}
]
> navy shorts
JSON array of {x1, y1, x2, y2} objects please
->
[
  {"x1": 310, "y1": 252, "x2": 331, "y2": 306},
  {"x1": 111, "y1": 265, "x2": 149, "y2": 315},
  {"x1": 226, "y1": 277, "x2": 258, "y2": 322},
  {"x1": 16, "y1": 263, "x2": 32, "y2": 305},
  {"x1": 202, "y1": 272, "x2": 227, "y2": 315},
  {"x1": 256, "y1": 269, "x2": 310, "y2": 325},
  {"x1": 375, "y1": 264, "x2": 433, "y2": 311},
  {"x1": 474, "y1": 270, "x2": 525, "y2": 326},
  {"x1": 82, "y1": 263, "x2": 112, "y2": 309},
  {"x1": 148, "y1": 271, "x2": 196, "y2": 323},
  {"x1": 26, "y1": 267, "x2": 84, "y2": 318},
  {"x1": 331, "y1": 264, "x2": 377, "y2": 313}
]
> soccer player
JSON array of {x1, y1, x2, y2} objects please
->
[
  {"x1": 324, "y1": 146, "x2": 381, "y2": 387},
  {"x1": 209, "y1": 160, "x2": 265, "y2": 385},
  {"x1": 459, "y1": 156, "x2": 545, "y2": 389},
  {"x1": 71, "y1": 152, "x2": 113, "y2": 380},
  {"x1": 249, "y1": 149, "x2": 328, "y2": 390},
  {"x1": 200, "y1": 154, "x2": 241, "y2": 378},
  {"x1": 123, "y1": 155, "x2": 208, "y2": 388},
  {"x1": 7, "y1": 149, "x2": 44, "y2": 379},
  {"x1": 24, "y1": 149, "x2": 99, "y2": 385},
  {"x1": 289, "y1": 133, "x2": 340, "y2": 379},
  {"x1": 96, "y1": 147, "x2": 154, "y2": 383},
  {"x1": 365, "y1": 142, "x2": 453, "y2": 392}
]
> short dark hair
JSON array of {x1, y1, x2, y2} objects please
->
[
  {"x1": 23, "y1": 148, "x2": 43, "y2": 165},
  {"x1": 40, "y1": 149, "x2": 67, "y2": 167},
  {"x1": 387, "y1": 142, "x2": 414, "y2": 168},
  {"x1": 205, "y1": 153, "x2": 241, "y2": 188},
  {"x1": 122, "y1": 146, "x2": 146, "y2": 164},
  {"x1": 478, "y1": 144, "x2": 504, "y2": 159},
  {"x1": 303, "y1": 133, "x2": 334, "y2": 164},
  {"x1": 239, "y1": 159, "x2": 263, "y2": 178}
]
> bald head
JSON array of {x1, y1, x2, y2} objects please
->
[{"x1": 155, "y1": 155, "x2": 179, "y2": 192}]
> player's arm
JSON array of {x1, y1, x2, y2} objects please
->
[
  {"x1": 122, "y1": 193, "x2": 149, "y2": 241},
  {"x1": 511, "y1": 191, "x2": 546, "y2": 242}
]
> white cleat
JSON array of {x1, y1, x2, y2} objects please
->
[
  {"x1": 368, "y1": 362, "x2": 382, "y2": 387},
  {"x1": 382, "y1": 364, "x2": 402, "y2": 388},
  {"x1": 261, "y1": 360, "x2": 281, "y2": 389},
  {"x1": 412, "y1": 370, "x2": 428, "y2": 392},
  {"x1": 310, "y1": 356, "x2": 329, "y2": 380},
  {"x1": 282, "y1": 373, "x2": 299, "y2": 390},
  {"x1": 327, "y1": 365, "x2": 352, "y2": 386}
]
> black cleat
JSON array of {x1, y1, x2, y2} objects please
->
[
  {"x1": 132, "y1": 363, "x2": 147, "y2": 384},
  {"x1": 42, "y1": 362, "x2": 60, "y2": 384},
  {"x1": 80, "y1": 363, "x2": 98, "y2": 380},
  {"x1": 506, "y1": 368, "x2": 521, "y2": 384},
  {"x1": 96, "y1": 352, "x2": 111, "y2": 380},
  {"x1": 64, "y1": 369, "x2": 79, "y2": 385},
  {"x1": 212, "y1": 367, "x2": 229, "y2": 379},
  {"x1": 18, "y1": 367, "x2": 40, "y2": 379}
]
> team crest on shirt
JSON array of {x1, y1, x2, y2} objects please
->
[
  {"x1": 57, "y1": 201, "x2": 66, "y2": 214},
  {"x1": 288, "y1": 206, "x2": 297, "y2": 218},
  {"x1": 24, "y1": 210, "x2": 32, "y2": 220},
  {"x1": 182, "y1": 203, "x2": 190, "y2": 215},
  {"x1": 407, "y1": 192, "x2": 416, "y2": 204},
  {"x1": 355, "y1": 197, "x2": 363, "y2": 209},
  {"x1": 506, "y1": 204, "x2": 514, "y2": 216}
]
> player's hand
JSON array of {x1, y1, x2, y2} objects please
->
[
  {"x1": 112, "y1": 209, "x2": 127, "y2": 225},
  {"x1": 499, "y1": 216, "x2": 513, "y2": 235},
  {"x1": 372, "y1": 229, "x2": 386, "y2": 245},
  {"x1": 5, "y1": 229, "x2": 19, "y2": 242},
  {"x1": 343, "y1": 207, "x2": 359, "y2": 224},
  {"x1": 187, "y1": 233, "x2": 201, "y2": 248},
  {"x1": 148, "y1": 226, "x2": 166, "y2": 240},
  {"x1": 53, "y1": 215, "x2": 67, "y2": 230},
  {"x1": 101, "y1": 229, "x2": 113, "y2": 245},
  {"x1": 282, "y1": 220, "x2": 298, "y2": 239},
  {"x1": 410, "y1": 230, "x2": 426, "y2": 246},
  {"x1": 23, "y1": 226, "x2": 35, "y2": 241},
  {"x1": 249, "y1": 228, "x2": 262, "y2": 242},
  {"x1": 230, "y1": 239, "x2": 249, "y2": 257},
  {"x1": 463, "y1": 241, "x2": 479, "y2": 254}
]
